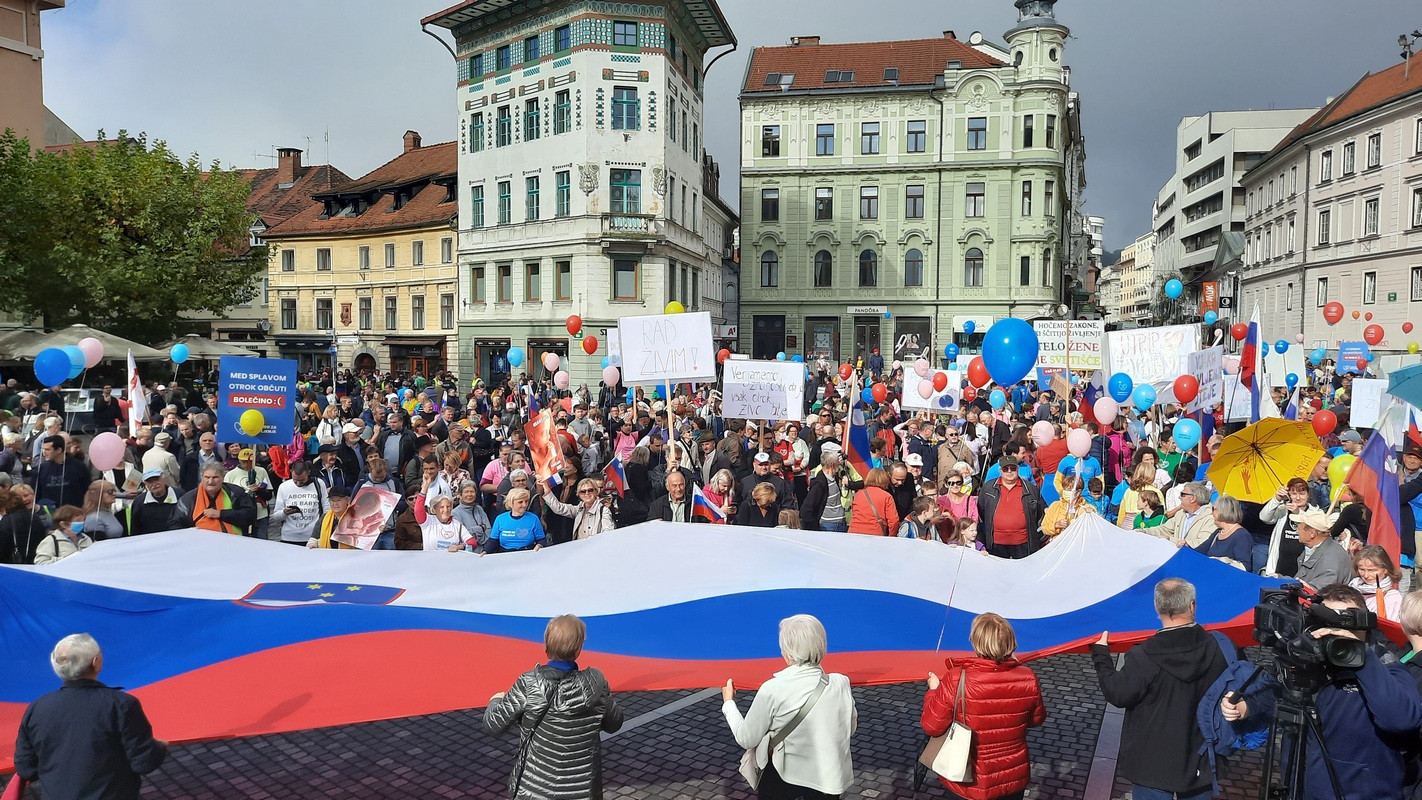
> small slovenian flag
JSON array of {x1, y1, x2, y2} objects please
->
[
  {"x1": 1282, "y1": 388, "x2": 1300, "y2": 421},
  {"x1": 547, "y1": 472, "x2": 564, "y2": 491},
  {"x1": 238, "y1": 582, "x2": 404, "y2": 608},
  {"x1": 843, "y1": 371, "x2": 874, "y2": 478},
  {"x1": 1344, "y1": 404, "x2": 1406, "y2": 568},
  {"x1": 602, "y1": 454, "x2": 627, "y2": 497},
  {"x1": 1239, "y1": 304, "x2": 1263, "y2": 424},
  {"x1": 691, "y1": 483, "x2": 726, "y2": 523}
]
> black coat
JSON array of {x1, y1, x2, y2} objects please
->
[
  {"x1": 738, "y1": 472, "x2": 798, "y2": 512},
  {"x1": 175, "y1": 482, "x2": 259, "y2": 536},
  {"x1": 646, "y1": 493, "x2": 705, "y2": 523},
  {"x1": 977, "y1": 477, "x2": 1045, "y2": 552},
  {"x1": 733, "y1": 503, "x2": 778, "y2": 527},
  {"x1": 31, "y1": 456, "x2": 90, "y2": 509},
  {"x1": 123, "y1": 491, "x2": 186, "y2": 536},
  {"x1": 0, "y1": 508, "x2": 49, "y2": 564},
  {"x1": 14, "y1": 679, "x2": 169, "y2": 800}
]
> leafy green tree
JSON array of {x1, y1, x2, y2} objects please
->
[{"x1": 0, "y1": 129, "x2": 261, "y2": 342}]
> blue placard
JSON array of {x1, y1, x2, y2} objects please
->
[
  {"x1": 217, "y1": 356, "x2": 299, "y2": 445},
  {"x1": 1337, "y1": 341, "x2": 1372, "y2": 375}
]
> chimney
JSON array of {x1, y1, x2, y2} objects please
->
[
  {"x1": 275, "y1": 147, "x2": 303, "y2": 186},
  {"x1": 403, "y1": 130, "x2": 422, "y2": 153},
  {"x1": 943, "y1": 30, "x2": 956, "y2": 39},
  {"x1": 790, "y1": 35, "x2": 819, "y2": 47}
]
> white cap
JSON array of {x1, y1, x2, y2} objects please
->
[
  {"x1": 341, "y1": 422, "x2": 362, "y2": 435},
  {"x1": 820, "y1": 442, "x2": 843, "y2": 455},
  {"x1": 753, "y1": 452, "x2": 772, "y2": 464},
  {"x1": 905, "y1": 453, "x2": 924, "y2": 467}
]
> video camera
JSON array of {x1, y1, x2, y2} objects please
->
[{"x1": 1253, "y1": 584, "x2": 1375, "y2": 693}]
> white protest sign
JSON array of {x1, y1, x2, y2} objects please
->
[
  {"x1": 1351, "y1": 378, "x2": 1390, "y2": 429},
  {"x1": 902, "y1": 369, "x2": 961, "y2": 412},
  {"x1": 1263, "y1": 348, "x2": 1306, "y2": 388},
  {"x1": 1184, "y1": 346, "x2": 1223, "y2": 413},
  {"x1": 606, "y1": 329, "x2": 621, "y2": 363},
  {"x1": 1105, "y1": 324, "x2": 1200, "y2": 387},
  {"x1": 720, "y1": 360, "x2": 804, "y2": 421},
  {"x1": 1034, "y1": 319, "x2": 1105, "y2": 371},
  {"x1": 617, "y1": 311, "x2": 715, "y2": 384},
  {"x1": 1224, "y1": 377, "x2": 1254, "y2": 423}
]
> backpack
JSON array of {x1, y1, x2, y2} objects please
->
[{"x1": 1195, "y1": 631, "x2": 1276, "y2": 795}]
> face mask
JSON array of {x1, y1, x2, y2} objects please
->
[{"x1": 69, "y1": 520, "x2": 85, "y2": 534}]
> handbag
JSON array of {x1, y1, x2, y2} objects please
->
[
  {"x1": 866, "y1": 490, "x2": 890, "y2": 536},
  {"x1": 738, "y1": 674, "x2": 829, "y2": 789},
  {"x1": 918, "y1": 669, "x2": 975, "y2": 783}
]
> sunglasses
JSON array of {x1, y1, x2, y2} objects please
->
[
  {"x1": 946, "y1": 480, "x2": 963, "y2": 486},
  {"x1": 578, "y1": 488, "x2": 598, "y2": 495}
]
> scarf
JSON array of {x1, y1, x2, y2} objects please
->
[{"x1": 193, "y1": 487, "x2": 237, "y2": 534}]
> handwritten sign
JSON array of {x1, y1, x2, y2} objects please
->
[
  {"x1": 902, "y1": 369, "x2": 961, "y2": 412},
  {"x1": 720, "y1": 360, "x2": 804, "y2": 420},
  {"x1": 1105, "y1": 324, "x2": 1199, "y2": 387},
  {"x1": 1183, "y1": 346, "x2": 1223, "y2": 413},
  {"x1": 1034, "y1": 320, "x2": 1105, "y2": 371},
  {"x1": 617, "y1": 311, "x2": 715, "y2": 384},
  {"x1": 1351, "y1": 378, "x2": 1390, "y2": 429}
]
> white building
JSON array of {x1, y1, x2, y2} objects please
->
[
  {"x1": 1113, "y1": 231, "x2": 1156, "y2": 326},
  {"x1": 423, "y1": 0, "x2": 738, "y2": 388},
  {"x1": 1096, "y1": 262, "x2": 1120, "y2": 325},
  {"x1": 1241, "y1": 57, "x2": 1422, "y2": 353}
]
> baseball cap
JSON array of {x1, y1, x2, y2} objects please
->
[
  {"x1": 317, "y1": 443, "x2": 339, "y2": 454},
  {"x1": 753, "y1": 452, "x2": 772, "y2": 464},
  {"x1": 1339, "y1": 430, "x2": 1362, "y2": 443},
  {"x1": 341, "y1": 422, "x2": 362, "y2": 435},
  {"x1": 238, "y1": 448, "x2": 255, "y2": 460},
  {"x1": 327, "y1": 484, "x2": 352, "y2": 499},
  {"x1": 1289, "y1": 510, "x2": 1332, "y2": 531},
  {"x1": 821, "y1": 442, "x2": 843, "y2": 455},
  {"x1": 905, "y1": 453, "x2": 924, "y2": 467},
  {"x1": 142, "y1": 467, "x2": 164, "y2": 481},
  {"x1": 153, "y1": 432, "x2": 172, "y2": 444}
]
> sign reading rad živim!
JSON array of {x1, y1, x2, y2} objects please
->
[
  {"x1": 617, "y1": 311, "x2": 716, "y2": 384},
  {"x1": 218, "y1": 356, "x2": 299, "y2": 446}
]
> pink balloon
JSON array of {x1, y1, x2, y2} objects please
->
[
  {"x1": 89, "y1": 431, "x2": 126, "y2": 472},
  {"x1": 1222, "y1": 355, "x2": 1240, "y2": 375},
  {"x1": 1294, "y1": 333, "x2": 1305, "y2": 344},
  {"x1": 1066, "y1": 428, "x2": 1092, "y2": 459},
  {"x1": 892, "y1": 360, "x2": 903, "y2": 372},
  {"x1": 917, "y1": 380, "x2": 934, "y2": 399},
  {"x1": 602, "y1": 366, "x2": 621, "y2": 386},
  {"x1": 542, "y1": 352, "x2": 561, "y2": 372},
  {"x1": 913, "y1": 358, "x2": 931, "y2": 378},
  {"x1": 1030, "y1": 420, "x2": 1054, "y2": 447},
  {"x1": 554, "y1": 370, "x2": 570, "y2": 390},
  {"x1": 1092, "y1": 397, "x2": 1119, "y2": 426},
  {"x1": 78, "y1": 337, "x2": 105, "y2": 368}
]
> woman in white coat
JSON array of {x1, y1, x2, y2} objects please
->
[{"x1": 540, "y1": 477, "x2": 615, "y2": 539}]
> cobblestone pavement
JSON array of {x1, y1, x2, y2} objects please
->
[{"x1": 119, "y1": 653, "x2": 1275, "y2": 799}]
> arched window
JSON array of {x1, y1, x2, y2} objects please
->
[
  {"x1": 904, "y1": 248, "x2": 923, "y2": 287},
  {"x1": 1042, "y1": 247, "x2": 1053, "y2": 286},
  {"x1": 858, "y1": 250, "x2": 878, "y2": 287},
  {"x1": 964, "y1": 248, "x2": 984, "y2": 287},
  {"x1": 814, "y1": 250, "x2": 833, "y2": 287},
  {"x1": 760, "y1": 250, "x2": 778, "y2": 288}
]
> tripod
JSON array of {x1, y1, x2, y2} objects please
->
[{"x1": 1257, "y1": 686, "x2": 1344, "y2": 800}]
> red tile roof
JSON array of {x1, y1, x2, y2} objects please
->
[
  {"x1": 1259, "y1": 56, "x2": 1422, "y2": 169},
  {"x1": 229, "y1": 164, "x2": 351, "y2": 257},
  {"x1": 743, "y1": 35, "x2": 1003, "y2": 94},
  {"x1": 261, "y1": 141, "x2": 458, "y2": 239}
]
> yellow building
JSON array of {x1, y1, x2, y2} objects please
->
[{"x1": 263, "y1": 132, "x2": 459, "y2": 375}]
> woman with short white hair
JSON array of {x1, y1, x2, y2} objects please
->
[
  {"x1": 410, "y1": 492, "x2": 472, "y2": 552},
  {"x1": 722, "y1": 614, "x2": 857, "y2": 799}
]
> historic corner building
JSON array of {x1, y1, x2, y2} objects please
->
[
  {"x1": 423, "y1": 0, "x2": 740, "y2": 390},
  {"x1": 737, "y1": 0, "x2": 1087, "y2": 366},
  {"x1": 262, "y1": 132, "x2": 461, "y2": 375}
]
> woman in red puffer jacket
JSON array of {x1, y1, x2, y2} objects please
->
[{"x1": 920, "y1": 613, "x2": 1046, "y2": 800}]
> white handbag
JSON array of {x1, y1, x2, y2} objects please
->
[
  {"x1": 918, "y1": 669, "x2": 975, "y2": 783},
  {"x1": 738, "y1": 675, "x2": 829, "y2": 789}
]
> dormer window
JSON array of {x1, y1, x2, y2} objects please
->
[
  {"x1": 824, "y1": 70, "x2": 855, "y2": 83},
  {"x1": 883, "y1": 68, "x2": 899, "y2": 82}
]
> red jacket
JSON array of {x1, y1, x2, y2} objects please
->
[{"x1": 920, "y1": 656, "x2": 1046, "y2": 800}]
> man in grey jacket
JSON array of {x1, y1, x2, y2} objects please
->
[{"x1": 1292, "y1": 510, "x2": 1354, "y2": 589}]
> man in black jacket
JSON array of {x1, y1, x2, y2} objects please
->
[
  {"x1": 1091, "y1": 578, "x2": 1228, "y2": 800},
  {"x1": 31, "y1": 435, "x2": 90, "y2": 511},
  {"x1": 646, "y1": 471, "x2": 704, "y2": 523},
  {"x1": 976, "y1": 456, "x2": 1044, "y2": 558},
  {"x1": 737, "y1": 452, "x2": 797, "y2": 513},
  {"x1": 14, "y1": 633, "x2": 168, "y2": 799}
]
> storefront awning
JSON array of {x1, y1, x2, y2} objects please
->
[{"x1": 382, "y1": 336, "x2": 447, "y2": 347}]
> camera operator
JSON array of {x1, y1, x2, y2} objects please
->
[{"x1": 1223, "y1": 584, "x2": 1422, "y2": 800}]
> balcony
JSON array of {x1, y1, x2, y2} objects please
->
[{"x1": 602, "y1": 213, "x2": 657, "y2": 237}]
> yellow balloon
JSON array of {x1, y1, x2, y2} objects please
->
[
  {"x1": 1327, "y1": 453, "x2": 1356, "y2": 494},
  {"x1": 1410, "y1": 341, "x2": 1419, "y2": 354},
  {"x1": 664, "y1": 301, "x2": 685, "y2": 315},
  {"x1": 239, "y1": 409, "x2": 266, "y2": 436}
]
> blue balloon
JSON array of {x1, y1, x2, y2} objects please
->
[
  {"x1": 948, "y1": 362, "x2": 959, "y2": 370},
  {"x1": 1286, "y1": 373, "x2": 1299, "y2": 388},
  {"x1": 1070, "y1": 375, "x2": 1080, "y2": 385},
  {"x1": 938, "y1": 395, "x2": 954, "y2": 408},
  {"x1": 34, "y1": 347, "x2": 69, "y2": 387},
  {"x1": 1203, "y1": 311, "x2": 1218, "y2": 325},
  {"x1": 1274, "y1": 339, "x2": 1289, "y2": 354},
  {"x1": 601, "y1": 356, "x2": 610, "y2": 368},
  {"x1": 169, "y1": 343, "x2": 190, "y2": 364},
  {"x1": 989, "y1": 389, "x2": 1007, "y2": 410},
  {"x1": 1165, "y1": 279, "x2": 1183, "y2": 299},
  {"x1": 791, "y1": 354, "x2": 804, "y2": 363},
  {"x1": 1132, "y1": 383, "x2": 1157, "y2": 411},
  {"x1": 1309, "y1": 350, "x2": 1324, "y2": 366},
  {"x1": 981, "y1": 318, "x2": 1039, "y2": 386},
  {"x1": 861, "y1": 387, "x2": 875, "y2": 404},
  {"x1": 507, "y1": 346, "x2": 525, "y2": 368},
  {"x1": 1173, "y1": 418, "x2": 1202, "y2": 451},
  {"x1": 62, "y1": 345, "x2": 85, "y2": 379},
  {"x1": 1365, "y1": 352, "x2": 1375, "y2": 362},
  {"x1": 883, "y1": 311, "x2": 892, "y2": 320},
  {"x1": 963, "y1": 320, "x2": 976, "y2": 335},
  {"x1": 776, "y1": 351, "x2": 787, "y2": 361},
  {"x1": 1108, "y1": 372, "x2": 1134, "y2": 403}
]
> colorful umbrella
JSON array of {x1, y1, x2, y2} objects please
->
[{"x1": 1206, "y1": 418, "x2": 1324, "y2": 503}]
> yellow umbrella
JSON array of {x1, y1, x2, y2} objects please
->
[{"x1": 1207, "y1": 418, "x2": 1325, "y2": 503}]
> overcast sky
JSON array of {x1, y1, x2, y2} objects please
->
[{"x1": 41, "y1": 0, "x2": 1419, "y2": 250}]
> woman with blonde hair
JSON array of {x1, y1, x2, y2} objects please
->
[
  {"x1": 847, "y1": 468, "x2": 899, "y2": 536},
  {"x1": 700, "y1": 468, "x2": 737, "y2": 523},
  {"x1": 542, "y1": 477, "x2": 616, "y2": 539},
  {"x1": 80, "y1": 480, "x2": 125, "y2": 541},
  {"x1": 735, "y1": 482, "x2": 780, "y2": 528},
  {"x1": 1116, "y1": 462, "x2": 1164, "y2": 529}
]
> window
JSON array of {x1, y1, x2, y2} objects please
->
[
  {"x1": 1413, "y1": 268, "x2": 1422, "y2": 302},
  {"x1": 760, "y1": 251, "x2": 778, "y2": 287},
  {"x1": 554, "y1": 90, "x2": 571, "y2": 134},
  {"x1": 1315, "y1": 276, "x2": 1327, "y2": 306},
  {"x1": 497, "y1": 264, "x2": 512, "y2": 302},
  {"x1": 1291, "y1": 166, "x2": 1297, "y2": 194},
  {"x1": 359, "y1": 297, "x2": 372, "y2": 330},
  {"x1": 411, "y1": 295, "x2": 425, "y2": 330},
  {"x1": 471, "y1": 54, "x2": 484, "y2": 77},
  {"x1": 497, "y1": 180, "x2": 511, "y2": 224},
  {"x1": 905, "y1": 184, "x2": 925, "y2": 219},
  {"x1": 815, "y1": 187, "x2": 833, "y2": 220},
  {"x1": 384, "y1": 296, "x2": 398, "y2": 330},
  {"x1": 496, "y1": 106, "x2": 512, "y2": 147},
  {"x1": 1363, "y1": 270, "x2": 1377, "y2": 304},
  {"x1": 1042, "y1": 248, "x2": 1052, "y2": 285},
  {"x1": 1289, "y1": 218, "x2": 1296, "y2": 252},
  {"x1": 967, "y1": 117, "x2": 987, "y2": 150},
  {"x1": 524, "y1": 35, "x2": 540, "y2": 62},
  {"x1": 471, "y1": 185, "x2": 485, "y2": 228},
  {"x1": 1045, "y1": 115, "x2": 1057, "y2": 148},
  {"x1": 762, "y1": 125, "x2": 780, "y2": 157},
  {"x1": 861, "y1": 122, "x2": 880, "y2": 154},
  {"x1": 556, "y1": 261, "x2": 571, "y2": 300},
  {"x1": 1367, "y1": 133, "x2": 1381, "y2": 169},
  {"x1": 965, "y1": 182, "x2": 985, "y2": 217},
  {"x1": 760, "y1": 188, "x2": 779, "y2": 221},
  {"x1": 1287, "y1": 283, "x2": 1294, "y2": 312},
  {"x1": 667, "y1": 261, "x2": 676, "y2": 304},
  {"x1": 1044, "y1": 180, "x2": 1055, "y2": 212},
  {"x1": 860, "y1": 185, "x2": 878, "y2": 219},
  {"x1": 668, "y1": 176, "x2": 675, "y2": 220},
  {"x1": 813, "y1": 250, "x2": 833, "y2": 287},
  {"x1": 692, "y1": 123, "x2": 699, "y2": 157},
  {"x1": 280, "y1": 299, "x2": 296, "y2": 329},
  {"x1": 471, "y1": 113, "x2": 484, "y2": 152},
  {"x1": 526, "y1": 176, "x2": 540, "y2": 221},
  {"x1": 681, "y1": 110, "x2": 688, "y2": 150},
  {"x1": 384, "y1": 243, "x2": 396, "y2": 268},
  {"x1": 1365, "y1": 198, "x2": 1380, "y2": 236},
  {"x1": 964, "y1": 248, "x2": 984, "y2": 287},
  {"x1": 1413, "y1": 187, "x2": 1422, "y2": 228},
  {"x1": 496, "y1": 45, "x2": 510, "y2": 71},
  {"x1": 359, "y1": 245, "x2": 370, "y2": 270},
  {"x1": 613, "y1": 20, "x2": 638, "y2": 47},
  {"x1": 1317, "y1": 209, "x2": 1331, "y2": 244},
  {"x1": 555, "y1": 25, "x2": 571, "y2": 52},
  {"x1": 612, "y1": 87, "x2": 639, "y2": 130},
  {"x1": 281, "y1": 249, "x2": 295, "y2": 272},
  {"x1": 1023, "y1": 115, "x2": 1034, "y2": 148},
  {"x1": 441, "y1": 237, "x2": 453, "y2": 264},
  {"x1": 668, "y1": 35, "x2": 678, "y2": 62},
  {"x1": 1021, "y1": 180, "x2": 1032, "y2": 216},
  {"x1": 1342, "y1": 141, "x2": 1355, "y2": 175},
  {"x1": 613, "y1": 259, "x2": 639, "y2": 300},
  {"x1": 816, "y1": 124, "x2": 835, "y2": 156},
  {"x1": 906, "y1": 120, "x2": 926, "y2": 153},
  {"x1": 1020, "y1": 255, "x2": 1031, "y2": 286},
  {"x1": 858, "y1": 250, "x2": 877, "y2": 287},
  {"x1": 691, "y1": 193, "x2": 697, "y2": 233},
  {"x1": 411, "y1": 240, "x2": 423, "y2": 266},
  {"x1": 610, "y1": 169, "x2": 641, "y2": 213},
  {"x1": 440, "y1": 294, "x2": 454, "y2": 329},
  {"x1": 667, "y1": 96, "x2": 677, "y2": 143},
  {"x1": 525, "y1": 262, "x2": 541, "y2": 301},
  {"x1": 555, "y1": 170, "x2": 571, "y2": 217},
  {"x1": 904, "y1": 249, "x2": 923, "y2": 287},
  {"x1": 472, "y1": 266, "x2": 486, "y2": 302},
  {"x1": 525, "y1": 99, "x2": 540, "y2": 141},
  {"x1": 1320, "y1": 149, "x2": 1333, "y2": 182}
]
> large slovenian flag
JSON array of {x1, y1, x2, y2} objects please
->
[
  {"x1": 843, "y1": 371, "x2": 874, "y2": 478},
  {"x1": 1238, "y1": 304, "x2": 1264, "y2": 424},
  {"x1": 0, "y1": 517, "x2": 1279, "y2": 769},
  {"x1": 691, "y1": 484, "x2": 726, "y2": 523},
  {"x1": 1345, "y1": 403, "x2": 1406, "y2": 567}
]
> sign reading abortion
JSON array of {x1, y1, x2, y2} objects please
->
[{"x1": 218, "y1": 356, "x2": 299, "y2": 446}]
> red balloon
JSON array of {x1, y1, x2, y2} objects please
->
[
  {"x1": 718, "y1": 348, "x2": 731, "y2": 364},
  {"x1": 1364, "y1": 324, "x2": 1384, "y2": 346},
  {"x1": 967, "y1": 356, "x2": 990, "y2": 388},
  {"x1": 1322, "y1": 302, "x2": 1344, "y2": 325},
  {"x1": 871, "y1": 383, "x2": 888, "y2": 403},
  {"x1": 565, "y1": 315, "x2": 582, "y2": 336},
  {"x1": 963, "y1": 386, "x2": 978, "y2": 403},
  {"x1": 1173, "y1": 375, "x2": 1199, "y2": 405},
  {"x1": 1310, "y1": 397, "x2": 1324, "y2": 410},
  {"x1": 932, "y1": 372, "x2": 949, "y2": 392},
  {"x1": 1365, "y1": 312, "x2": 1374, "y2": 322},
  {"x1": 1356, "y1": 358, "x2": 1369, "y2": 371},
  {"x1": 581, "y1": 335, "x2": 599, "y2": 355},
  {"x1": 1312, "y1": 409, "x2": 1337, "y2": 437},
  {"x1": 1230, "y1": 323, "x2": 1249, "y2": 341},
  {"x1": 1351, "y1": 310, "x2": 1361, "y2": 320},
  {"x1": 1405, "y1": 322, "x2": 1415, "y2": 334},
  {"x1": 839, "y1": 363, "x2": 853, "y2": 381}
]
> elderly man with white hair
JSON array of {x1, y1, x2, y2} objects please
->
[
  {"x1": 1153, "y1": 482, "x2": 1216, "y2": 548},
  {"x1": 13, "y1": 634, "x2": 168, "y2": 799}
]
